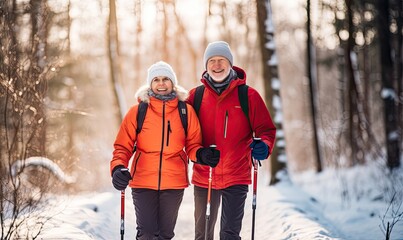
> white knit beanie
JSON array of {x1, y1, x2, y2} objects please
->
[
  {"x1": 203, "y1": 41, "x2": 234, "y2": 69},
  {"x1": 147, "y1": 61, "x2": 177, "y2": 86}
]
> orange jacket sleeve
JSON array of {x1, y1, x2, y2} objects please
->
[
  {"x1": 184, "y1": 103, "x2": 203, "y2": 162},
  {"x1": 110, "y1": 106, "x2": 138, "y2": 175}
]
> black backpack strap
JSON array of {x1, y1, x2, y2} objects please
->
[
  {"x1": 193, "y1": 85, "x2": 205, "y2": 116},
  {"x1": 238, "y1": 85, "x2": 250, "y2": 126},
  {"x1": 178, "y1": 101, "x2": 188, "y2": 136},
  {"x1": 136, "y1": 102, "x2": 148, "y2": 135}
]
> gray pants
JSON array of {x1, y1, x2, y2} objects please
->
[
  {"x1": 194, "y1": 185, "x2": 248, "y2": 240},
  {"x1": 132, "y1": 188, "x2": 184, "y2": 240}
]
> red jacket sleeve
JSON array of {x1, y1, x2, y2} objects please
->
[{"x1": 248, "y1": 87, "x2": 276, "y2": 155}]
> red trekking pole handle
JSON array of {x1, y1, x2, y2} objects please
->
[
  {"x1": 120, "y1": 189, "x2": 125, "y2": 240},
  {"x1": 205, "y1": 144, "x2": 216, "y2": 240},
  {"x1": 120, "y1": 168, "x2": 130, "y2": 240},
  {"x1": 251, "y1": 137, "x2": 261, "y2": 240}
]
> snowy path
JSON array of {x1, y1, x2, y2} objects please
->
[{"x1": 38, "y1": 177, "x2": 345, "y2": 239}]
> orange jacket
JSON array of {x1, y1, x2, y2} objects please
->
[{"x1": 110, "y1": 85, "x2": 202, "y2": 190}]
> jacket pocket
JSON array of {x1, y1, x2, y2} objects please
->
[
  {"x1": 224, "y1": 110, "x2": 228, "y2": 138},
  {"x1": 180, "y1": 153, "x2": 189, "y2": 185},
  {"x1": 166, "y1": 120, "x2": 172, "y2": 146},
  {"x1": 132, "y1": 152, "x2": 142, "y2": 176}
]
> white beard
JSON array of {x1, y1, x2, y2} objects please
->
[{"x1": 210, "y1": 68, "x2": 231, "y2": 82}]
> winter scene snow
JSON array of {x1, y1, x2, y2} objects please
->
[{"x1": 1, "y1": 0, "x2": 402, "y2": 240}]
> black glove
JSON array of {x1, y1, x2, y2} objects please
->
[
  {"x1": 112, "y1": 165, "x2": 132, "y2": 190},
  {"x1": 250, "y1": 139, "x2": 269, "y2": 161},
  {"x1": 196, "y1": 147, "x2": 220, "y2": 167}
]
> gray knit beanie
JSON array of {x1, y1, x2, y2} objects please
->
[
  {"x1": 147, "y1": 61, "x2": 177, "y2": 86},
  {"x1": 203, "y1": 41, "x2": 234, "y2": 69}
]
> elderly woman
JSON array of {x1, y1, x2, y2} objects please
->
[{"x1": 110, "y1": 61, "x2": 219, "y2": 240}]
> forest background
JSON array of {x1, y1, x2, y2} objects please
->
[{"x1": 0, "y1": 0, "x2": 402, "y2": 238}]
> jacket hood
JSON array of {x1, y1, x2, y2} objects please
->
[{"x1": 134, "y1": 84, "x2": 189, "y2": 103}]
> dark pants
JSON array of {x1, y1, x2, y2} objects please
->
[
  {"x1": 194, "y1": 185, "x2": 248, "y2": 240},
  {"x1": 132, "y1": 188, "x2": 184, "y2": 240}
]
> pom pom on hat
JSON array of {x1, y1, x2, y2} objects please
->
[
  {"x1": 147, "y1": 61, "x2": 177, "y2": 86},
  {"x1": 203, "y1": 41, "x2": 233, "y2": 69}
]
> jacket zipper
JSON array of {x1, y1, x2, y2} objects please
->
[
  {"x1": 224, "y1": 110, "x2": 228, "y2": 138},
  {"x1": 158, "y1": 102, "x2": 166, "y2": 190},
  {"x1": 167, "y1": 120, "x2": 172, "y2": 146}
]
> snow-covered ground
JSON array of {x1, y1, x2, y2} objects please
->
[{"x1": 16, "y1": 163, "x2": 403, "y2": 239}]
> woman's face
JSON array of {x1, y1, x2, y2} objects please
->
[
  {"x1": 151, "y1": 76, "x2": 173, "y2": 95},
  {"x1": 206, "y1": 56, "x2": 231, "y2": 82}
]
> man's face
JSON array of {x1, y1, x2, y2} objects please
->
[
  {"x1": 206, "y1": 56, "x2": 231, "y2": 82},
  {"x1": 151, "y1": 76, "x2": 173, "y2": 95}
]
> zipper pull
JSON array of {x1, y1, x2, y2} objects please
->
[
  {"x1": 167, "y1": 120, "x2": 172, "y2": 146},
  {"x1": 224, "y1": 111, "x2": 228, "y2": 138}
]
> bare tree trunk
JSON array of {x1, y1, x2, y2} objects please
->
[
  {"x1": 66, "y1": 0, "x2": 74, "y2": 152},
  {"x1": 358, "y1": 2, "x2": 371, "y2": 132},
  {"x1": 162, "y1": 0, "x2": 169, "y2": 61},
  {"x1": 202, "y1": 0, "x2": 212, "y2": 58},
  {"x1": 376, "y1": 0, "x2": 401, "y2": 169},
  {"x1": 345, "y1": 0, "x2": 357, "y2": 165},
  {"x1": 256, "y1": 0, "x2": 287, "y2": 185},
  {"x1": 107, "y1": 0, "x2": 126, "y2": 124},
  {"x1": 345, "y1": 0, "x2": 370, "y2": 165},
  {"x1": 397, "y1": 0, "x2": 403, "y2": 151},
  {"x1": 360, "y1": 17, "x2": 374, "y2": 157},
  {"x1": 134, "y1": 0, "x2": 142, "y2": 82},
  {"x1": 307, "y1": 0, "x2": 322, "y2": 172}
]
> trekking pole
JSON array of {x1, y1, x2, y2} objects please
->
[
  {"x1": 120, "y1": 189, "x2": 125, "y2": 240},
  {"x1": 251, "y1": 138, "x2": 261, "y2": 240},
  {"x1": 205, "y1": 144, "x2": 216, "y2": 240},
  {"x1": 120, "y1": 168, "x2": 129, "y2": 240}
]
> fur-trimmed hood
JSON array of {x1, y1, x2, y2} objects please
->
[{"x1": 134, "y1": 84, "x2": 189, "y2": 103}]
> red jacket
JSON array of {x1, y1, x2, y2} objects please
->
[
  {"x1": 187, "y1": 66, "x2": 276, "y2": 189},
  {"x1": 110, "y1": 85, "x2": 202, "y2": 190}
]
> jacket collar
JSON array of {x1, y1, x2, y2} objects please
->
[
  {"x1": 201, "y1": 66, "x2": 247, "y2": 95},
  {"x1": 134, "y1": 84, "x2": 189, "y2": 104}
]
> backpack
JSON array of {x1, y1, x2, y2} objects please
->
[
  {"x1": 193, "y1": 84, "x2": 250, "y2": 126},
  {"x1": 136, "y1": 101, "x2": 188, "y2": 136}
]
